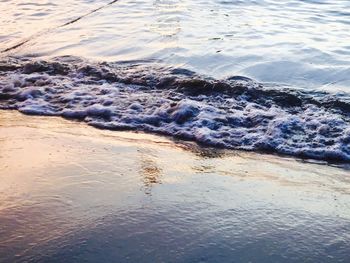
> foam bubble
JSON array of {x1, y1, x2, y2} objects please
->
[{"x1": 0, "y1": 57, "x2": 349, "y2": 162}]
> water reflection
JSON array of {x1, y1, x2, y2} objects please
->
[
  {"x1": 1, "y1": 111, "x2": 350, "y2": 262},
  {"x1": 2, "y1": 0, "x2": 350, "y2": 90},
  {"x1": 150, "y1": 0, "x2": 184, "y2": 37},
  {"x1": 137, "y1": 148, "x2": 163, "y2": 195}
]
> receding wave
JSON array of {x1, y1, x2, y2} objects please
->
[{"x1": 1, "y1": 56, "x2": 350, "y2": 162}]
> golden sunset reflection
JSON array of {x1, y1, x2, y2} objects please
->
[
  {"x1": 1, "y1": 0, "x2": 350, "y2": 261},
  {"x1": 1, "y1": 109, "x2": 350, "y2": 261}
]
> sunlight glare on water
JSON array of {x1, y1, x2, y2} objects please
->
[
  {"x1": 0, "y1": 111, "x2": 350, "y2": 262},
  {"x1": 1, "y1": 1, "x2": 350, "y2": 260},
  {"x1": 1, "y1": 0, "x2": 350, "y2": 90}
]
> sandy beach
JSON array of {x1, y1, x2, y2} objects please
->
[
  {"x1": 1, "y1": 0, "x2": 350, "y2": 262},
  {"x1": 0, "y1": 110, "x2": 349, "y2": 262}
]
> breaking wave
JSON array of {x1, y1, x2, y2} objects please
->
[{"x1": 1, "y1": 56, "x2": 350, "y2": 162}]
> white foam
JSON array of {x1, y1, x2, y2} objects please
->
[{"x1": 1, "y1": 63, "x2": 350, "y2": 162}]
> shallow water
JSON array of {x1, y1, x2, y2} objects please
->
[
  {"x1": 1, "y1": 2, "x2": 350, "y2": 262},
  {"x1": 0, "y1": 111, "x2": 350, "y2": 263},
  {"x1": 0, "y1": 1, "x2": 350, "y2": 161},
  {"x1": 1, "y1": 0, "x2": 350, "y2": 90}
]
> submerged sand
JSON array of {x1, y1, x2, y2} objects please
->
[{"x1": 0, "y1": 110, "x2": 349, "y2": 262}]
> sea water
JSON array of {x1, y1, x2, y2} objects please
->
[{"x1": 1, "y1": 0, "x2": 350, "y2": 161}]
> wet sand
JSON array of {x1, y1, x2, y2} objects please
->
[{"x1": 0, "y1": 110, "x2": 350, "y2": 262}]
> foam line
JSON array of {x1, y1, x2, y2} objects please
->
[{"x1": 1, "y1": 57, "x2": 349, "y2": 162}]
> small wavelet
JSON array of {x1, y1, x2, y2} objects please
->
[{"x1": 0, "y1": 56, "x2": 349, "y2": 162}]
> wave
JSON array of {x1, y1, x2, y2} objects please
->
[{"x1": 1, "y1": 56, "x2": 350, "y2": 162}]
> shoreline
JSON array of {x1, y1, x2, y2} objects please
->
[
  {"x1": 1, "y1": 56, "x2": 349, "y2": 163},
  {"x1": 1, "y1": 110, "x2": 350, "y2": 262}
]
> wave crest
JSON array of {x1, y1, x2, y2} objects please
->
[{"x1": 1, "y1": 56, "x2": 350, "y2": 162}]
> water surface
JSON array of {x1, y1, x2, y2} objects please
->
[
  {"x1": 0, "y1": 1, "x2": 350, "y2": 161},
  {"x1": 0, "y1": 111, "x2": 349, "y2": 262},
  {"x1": 1, "y1": 0, "x2": 350, "y2": 90}
]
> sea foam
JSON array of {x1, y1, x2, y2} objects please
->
[{"x1": 0, "y1": 56, "x2": 349, "y2": 162}]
